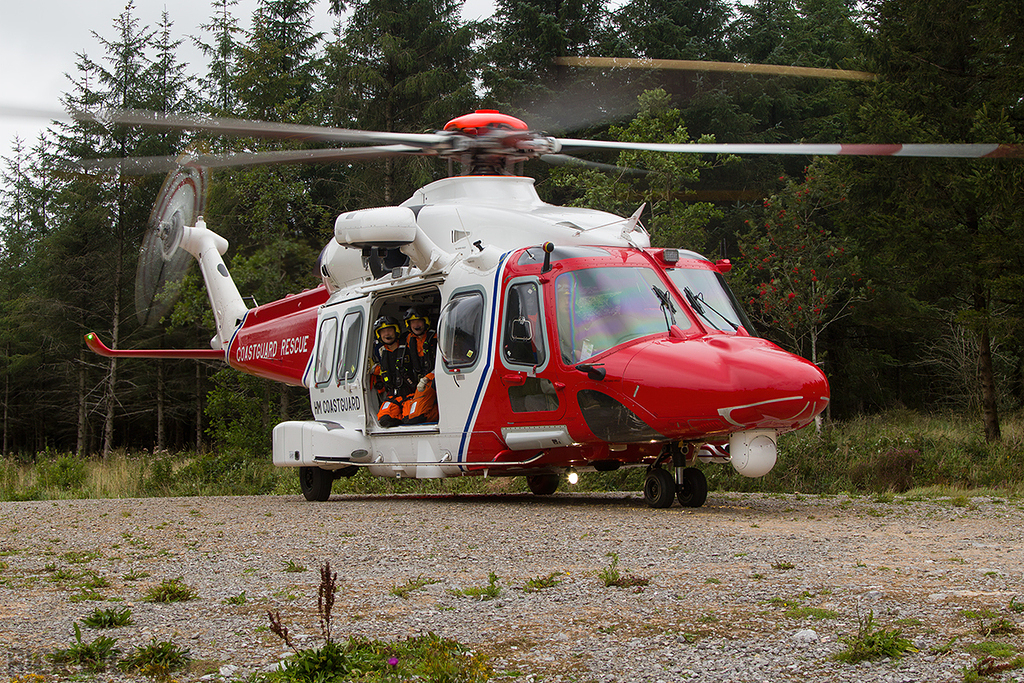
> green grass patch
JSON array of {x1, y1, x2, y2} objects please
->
[
  {"x1": 597, "y1": 553, "x2": 650, "y2": 589},
  {"x1": 834, "y1": 611, "x2": 916, "y2": 663},
  {"x1": 144, "y1": 577, "x2": 197, "y2": 603},
  {"x1": 391, "y1": 576, "x2": 442, "y2": 599},
  {"x1": 260, "y1": 632, "x2": 491, "y2": 683},
  {"x1": 82, "y1": 607, "x2": 132, "y2": 629},
  {"x1": 49, "y1": 623, "x2": 120, "y2": 672},
  {"x1": 522, "y1": 572, "x2": 562, "y2": 592},
  {"x1": 448, "y1": 573, "x2": 502, "y2": 601},
  {"x1": 118, "y1": 639, "x2": 191, "y2": 678}
]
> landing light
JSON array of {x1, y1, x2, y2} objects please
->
[{"x1": 567, "y1": 469, "x2": 579, "y2": 486}]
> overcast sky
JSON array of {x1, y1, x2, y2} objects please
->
[{"x1": 0, "y1": 0, "x2": 496, "y2": 166}]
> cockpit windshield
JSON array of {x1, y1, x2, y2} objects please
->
[
  {"x1": 665, "y1": 267, "x2": 755, "y2": 335},
  {"x1": 556, "y1": 267, "x2": 690, "y2": 364}
]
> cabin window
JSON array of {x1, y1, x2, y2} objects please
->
[
  {"x1": 314, "y1": 317, "x2": 339, "y2": 385},
  {"x1": 502, "y1": 281, "x2": 545, "y2": 367},
  {"x1": 336, "y1": 310, "x2": 364, "y2": 384},
  {"x1": 440, "y1": 290, "x2": 484, "y2": 371}
]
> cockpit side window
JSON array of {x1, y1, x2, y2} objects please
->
[{"x1": 502, "y1": 281, "x2": 546, "y2": 368}]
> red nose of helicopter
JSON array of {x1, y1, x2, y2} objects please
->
[{"x1": 589, "y1": 335, "x2": 829, "y2": 442}]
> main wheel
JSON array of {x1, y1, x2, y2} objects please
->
[
  {"x1": 643, "y1": 467, "x2": 676, "y2": 508},
  {"x1": 299, "y1": 466, "x2": 333, "y2": 502},
  {"x1": 526, "y1": 473, "x2": 560, "y2": 496},
  {"x1": 677, "y1": 467, "x2": 708, "y2": 508}
]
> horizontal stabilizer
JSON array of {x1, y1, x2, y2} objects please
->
[{"x1": 85, "y1": 332, "x2": 224, "y2": 360}]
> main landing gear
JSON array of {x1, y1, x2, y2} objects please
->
[
  {"x1": 299, "y1": 465, "x2": 359, "y2": 502},
  {"x1": 643, "y1": 444, "x2": 708, "y2": 509}
]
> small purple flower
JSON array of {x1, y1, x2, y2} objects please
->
[{"x1": 387, "y1": 656, "x2": 399, "y2": 667}]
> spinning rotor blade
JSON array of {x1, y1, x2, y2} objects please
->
[
  {"x1": 540, "y1": 153, "x2": 649, "y2": 176},
  {"x1": 555, "y1": 139, "x2": 1024, "y2": 159},
  {"x1": 81, "y1": 144, "x2": 424, "y2": 175},
  {"x1": 73, "y1": 108, "x2": 450, "y2": 148},
  {"x1": 556, "y1": 56, "x2": 876, "y2": 82},
  {"x1": 136, "y1": 166, "x2": 206, "y2": 326}
]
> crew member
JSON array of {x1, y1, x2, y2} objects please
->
[
  {"x1": 372, "y1": 316, "x2": 414, "y2": 427},
  {"x1": 401, "y1": 307, "x2": 439, "y2": 425}
]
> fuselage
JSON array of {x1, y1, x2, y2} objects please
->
[{"x1": 219, "y1": 176, "x2": 829, "y2": 476}]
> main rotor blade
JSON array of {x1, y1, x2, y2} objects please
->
[
  {"x1": 556, "y1": 56, "x2": 876, "y2": 82},
  {"x1": 540, "y1": 153, "x2": 649, "y2": 176},
  {"x1": 556, "y1": 139, "x2": 1024, "y2": 159},
  {"x1": 80, "y1": 145, "x2": 425, "y2": 175},
  {"x1": 73, "y1": 109, "x2": 449, "y2": 147}
]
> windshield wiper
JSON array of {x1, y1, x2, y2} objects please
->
[
  {"x1": 652, "y1": 285, "x2": 677, "y2": 330},
  {"x1": 684, "y1": 287, "x2": 738, "y2": 331}
]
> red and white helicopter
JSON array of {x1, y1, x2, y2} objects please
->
[{"x1": 80, "y1": 105, "x2": 1018, "y2": 507}]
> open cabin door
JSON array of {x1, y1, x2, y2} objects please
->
[{"x1": 308, "y1": 300, "x2": 370, "y2": 430}]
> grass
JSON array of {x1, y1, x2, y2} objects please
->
[
  {"x1": 522, "y1": 572, "x2": 562, "y2": 592},
  {"x1": 144, "y1": 577, "x2": 197, "y2": 603},
  {"x1": 82, "y1": 607, "x2": 132, "y2": 629},
  {"x1": 261, "y1": 633, "x2": 492, "y2": 683},
  {"x1": 49, "y1": 623, "x2": 120, "y2": 672},
  {"x1": 391, "y1": 576, "x2": 442, "y2": 599},
  {"x1": 448, "y1": 573, "x2": 502, "y2": 601},
  {"x1": 262, "y1": 560, "x2": 492, "y2": 683},
  {"x1": 223, "y1": 591, "x2": 248, "y2": 605},
  {"x1": 834, "y1": 611, "x2": 916, "y2": 663},
  {"x1": 118, "y1": 639, "x2": 191, "y2": 678},
  {"x1": 598, "y1": 553, "x2": 650, "y2": 589},
  {"x1": 3, "y1": 410, "x2": 1024, "y2": 500}
]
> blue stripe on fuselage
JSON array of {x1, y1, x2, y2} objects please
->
[{"x1": 457, "y1": 252, "x2": 511, "y2": 465}]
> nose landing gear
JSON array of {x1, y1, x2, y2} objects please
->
[{"x1": 643, "y1": 443, "x2": 708, "y2": 509}]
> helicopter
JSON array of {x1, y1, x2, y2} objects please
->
[{"x1": 77, "y1": 103, "x2": 1019, "y2": 508}]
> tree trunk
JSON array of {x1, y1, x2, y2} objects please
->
[
  {"x1": 196, "y1": 363, "x2": 204, "y2": 453},
  {"x1": 976, "y1": 303, "x2": 1001, "y2": 442},
  {"x1": 967, "y1": 204, "x2": 1000, "y2": 443},
  {"x1": 77, "y1": 350, "x2": 88, "y2": 456},
  {"x1": 156, "y1": 360, "x2": 165, "y2": 452},
  {"x1": 103, "y1": 246, "x2": 122, "y2": 459},
  {"x1": 2, "y1": 348, "x2": 8, "y2": 457}
]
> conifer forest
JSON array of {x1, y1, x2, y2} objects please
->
[{"x1": 1, "y1": 0, "x2": 1022, "y2": 459}]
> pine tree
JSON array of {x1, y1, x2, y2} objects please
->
[
  {"x1": 194, "y1": 0, "x2": 243, "y2": 113},
  {"x1": 328, "y1": 0, "x2": 476, "y2": 203}
]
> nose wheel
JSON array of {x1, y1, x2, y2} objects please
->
[{"x1": 643, "y1": 443, "x2": 708, "y2": 509}]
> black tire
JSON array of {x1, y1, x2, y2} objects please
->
[
  {"x1": 643, "y1": 467, "x2": 676, "y2": 508},
  {"x1": 299, "y1": 467, "x2": 333, "y2": 502},
  {"x1": 526, "y1": 474, "x2": 560, "y2": 496},
  {"x1": 677, "y1": 467, "x2": 708, "y2": 508}
]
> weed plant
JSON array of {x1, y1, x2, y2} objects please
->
[
  {"x1": 449, "y1": 572, "x2": 502, "y2": 600},
  {"x1": 834, "y1": 611, "x2": 915, "y2": 663},
  {"x1": 144, "y1": 577, "x2": 197, "y2": 603},
  {"x1": 598, "y1": 553, "x2": 650, "y2": 589},
  {"x1": 118, "y1": 638, "x2": 191, "y2": 678},
  {"x1": 522, "y1": 572, "x2": 562, "y2": 592},
  {"x1": 82, "y1": 607, "x2": 132, "y2": 629},
  {"x1": 391, "y1": 575, "x2": 441, "y2": 598},
  {"x1": 49, "y1": 623, "x2": 120, "y2": 672},
  {"x1": 263, "y1": 560, "x2": 491, "y2": 682}
]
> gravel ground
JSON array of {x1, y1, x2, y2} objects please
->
[{"x1": 2, "y1": 490, "x2": 1024, "y2": 682}]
